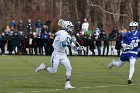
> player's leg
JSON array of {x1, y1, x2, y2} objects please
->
[
  {"x1": 35, "y1": 63, "x2": 46, "y2": 72},
  {"x1": 108, "y1": 60, "x2": 124, "y2": 69},
  {"x1": 35, "y1": 53, "x2": 59, "y2": 73},
  {"x1": 128, "y1": 58, "x2": 136, "y2": 84},
  {"x1": 108, "y1": 53, "x2": 125, "y2": 69},
  {"x1": 46, "y1": 55, "x2": 59, "y2": 73},
  {"x1": 61, "y1": 56, "x2": 75, "y2": 89}
]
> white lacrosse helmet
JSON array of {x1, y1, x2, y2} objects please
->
[
  {"x1": 58, "y1": 19, "x2": 73, "y2": 29},
  {"x1": 129, "y1": 21, "x2": 138, "y2": 27},
  {"x1": 129, "y1": 21, "x2": 138, "y2": 33}
]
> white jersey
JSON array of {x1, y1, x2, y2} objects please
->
[{"x1": 52, "y1": 30, "x2": 75, "y2": 54}]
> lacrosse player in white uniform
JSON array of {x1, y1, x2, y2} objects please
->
[{"x1": 35, "y1": 19, "x2": 83, "y2": 89}]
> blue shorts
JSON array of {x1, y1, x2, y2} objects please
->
[{"x1": 120, "y1": 53, "x2": 137, "y2": 62}]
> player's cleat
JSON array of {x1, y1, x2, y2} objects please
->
[
  {"x1": 65, "y1": 81, "x2": 75, "y2": 89},
  {"x1": 128, "y1": 79, "x2": 133, "y2": 84},
  {"x1": 35, "y1": 63, "x2": 46, "y2": 72},
  {"x1": 108, "y1": 60, "x2": 115, "y2": 70},
  {"x1": 65, "y1": 84, "x2": 75, "y2": 89}
]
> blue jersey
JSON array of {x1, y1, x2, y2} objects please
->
[{"x1": 120, "y1": 30, "x2": 140, "y2": 61}]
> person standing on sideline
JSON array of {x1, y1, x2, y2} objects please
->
[
  {"x1": 108, "y1": 21, "x2": 140, "y2": 84},
  {"x1": 102, "y1": 30, "x2": 109, "y2": 56},
  {"x1": 94, "y1": 28, "x2": 102, "y2": 55},
  {"x1": 26, "y1": 19, "x2": 33, "y2": 33},
  {"x1": 35, "y1": 19, "x2": 43, "y2": 33},
  {"x1": 35, "y1": 19, "x2": 83, "y2": 89}
]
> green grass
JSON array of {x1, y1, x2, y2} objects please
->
[{"x1": 0, "y1": 55, "x2": 140, "y2": 93}]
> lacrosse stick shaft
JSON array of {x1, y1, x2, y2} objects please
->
[
  {"x1": 71, "y1": 35, "x2": 87, "y2": 55},
  {"x1": 75, "y1": 41, "x2": 87, "y2": 55},
  {"x1": 75, "y1": 41, "x2": 81, "y2": 47}
]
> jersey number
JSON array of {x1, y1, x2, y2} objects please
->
[{"x1": 131, "y1": 40, "x2": 139, "y2": 48}]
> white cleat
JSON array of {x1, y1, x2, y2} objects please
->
[
  {"x1": 65, "y1": 81, "x2": 75, "y2": 89},
  {"x1": 65, "y1": 84, "x2": 75, "y2": 89},
  {"x1": 108, "y1": 60, "x2": 115, "y2": 70},
  {"x1": 35, "y1": 63, "x2": 46, "y2": 72}
]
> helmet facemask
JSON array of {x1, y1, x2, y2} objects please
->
[
  {"x1": 66, "y1": 25, "x2": 74, "y2": 33},
  {"x1": 130, "y1": 26, "x2": 137, "y2": 33}
]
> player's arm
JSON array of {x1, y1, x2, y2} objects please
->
[
  {"x1": 58, "y1": 35, "x2": 73, "y2": 47},
  {"x1": 59, "y1": 35, "x2": 84, "y2": 51},
  {"x1": 69, "y1": 36, "x2": 84, "y2": 51},
  {"x1": 69, "y1": 42, "x2": 84, "y2": 51},
  {"x1": 60, "y1": 40, "x2": 70, "y2": 47},
  {"x1": 55, "y1": 32, "x2": 68, "y2": 47},
  {"x1": 122, "y1": 43, "x2": 133, "y2": 50},
  {"x1": 121, "y1": 35, "x2": 132, "y2": 50},
  {"x1": 121, "y1": 35, "x2": 136, "y2": 50},
  {"x1": 59, "y1": 39, "x2": 81, "y2": 50}
]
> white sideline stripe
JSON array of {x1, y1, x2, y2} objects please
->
[
  {"x1": 16, "y1": 84, "x2": 135, "y2": 93},
  {"x1": 31, "y1": 91, "x2": 42, "y2": 92}
]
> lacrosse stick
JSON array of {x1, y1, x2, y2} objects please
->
[{"x1": 71, "y1": 35, "x2": 87, "y2": 54}]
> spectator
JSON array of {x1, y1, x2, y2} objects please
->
[
  {"x1": 109, "y1": 27, "x2": 118, "y2": 40},
  {"x1": 47, "y1": 32, "x2": 54, "y2": 55},
  {"x1": 36, "y1": 33, "x2": 43, "y2": 55},
  {"x1": 18, "y1": 31, "x2": 27, "y2": 55},
  {"x1": 74, "y1": 20, "x2": 82, "y2": 32},
  {"x1": 0, "y1": 33, "x2": 6, "y2": 55},
  {"x1": 32, "y1": 32, "x2": 38, "y2": 55},
  {"x1": 81, "y1": 18, "x2": 89, "y2": 32},
  {"x1": 4, "y1": 25, "x2": 11, "y2": 35},
  {"x1": 35, "y1": 19, "x2": 43, "y2": 33},
  {"x1": 7, "y1": 27, "x2": 15, "y2": 55},
  {"x1": 76, "y1": 18, "x2": 90, "y2": 55},
  {"x1": 41, "y1": 25, "x2": 48, "y2": 33},
  {"x1": 45, "y1": 19, "x2": 51, "y2": 32},
  {"x1": 75, "y1": 30, "x2": 87, "y2": 55},
  {"x1": 115, "y1": 30, "x2": 122, "y2": 56},
  {"x1": 75, "y1": 33, "x2": 84, "y2": 55},
  {"x1": 12, "y1": 32, "x2": 21, "y2": 54},
  {"x1": 27, "y1": 32, "x2": 34, "y2": 55},
  {"x1": 11, "y1": 20, "x2": 16, "y2": 29},
  {"x1": 26, "y1": 19, "x2": 33, "y2": 33},
  {"x1": 115, "y1": 28, "x2": 127, "y2": 56},
  {"x1": 17, "y1": 19, "x2": 25, "y2": 32},
  {"x1": 102, "y1": 30, "x2": 109, "y2": 56},
  {"x1": 84, "y1": 29, "x2": 93, "y2": 55},
  {"x1": 41, "y1": 31, "x2": 49, "y2": 55},
  {"x1": 94, "y1": 28, "x2": 102, "y2": 56}
]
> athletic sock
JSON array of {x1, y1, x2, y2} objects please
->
[{"x1": 66, "y1": 79, "x2": 70, "y2": 82}]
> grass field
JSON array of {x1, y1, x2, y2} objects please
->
[{"x1": 0, "y1": 55, "x2": 140, "y2": 93}]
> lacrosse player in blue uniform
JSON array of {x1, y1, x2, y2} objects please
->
[
  {"x1": 35, "y1": 19, "x2": 83, "y2": 89},
  {"x1": 108, "y1": 21, "x2": 140, "y2": 84}
]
